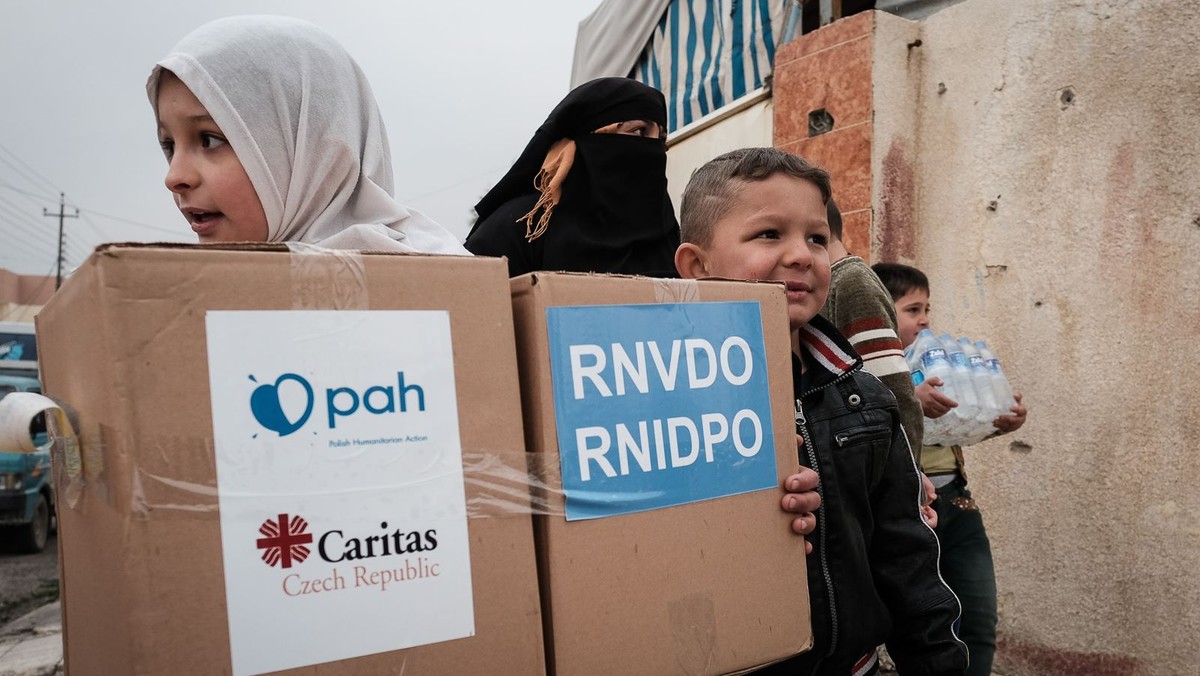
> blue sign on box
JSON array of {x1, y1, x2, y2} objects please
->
[{"x1": 547, "y1": 302, "x2": 778, "y2": 521}]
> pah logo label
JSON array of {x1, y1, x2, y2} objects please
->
[
  {"x1": 249, "y1": 374, "x2": 314, "y2": 436},
  {"x1": 248, "y1": 372, "x2": 427, "y2": 437}
]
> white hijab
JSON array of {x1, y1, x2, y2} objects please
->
[{"x1": 147, "y1": 15, "x2": 468, "y2": 254}]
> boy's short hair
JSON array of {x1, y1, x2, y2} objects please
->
[
  {"x1": 827, "y1": 198, "x2": 843, "y2": 241},
  {"x1": 871, "y1": 262, "x2": 929, "y2": 301},
  {"x1": 680, "y1": 147, "x2": 831, "y2": 246}
]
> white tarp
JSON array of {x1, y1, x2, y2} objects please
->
[
  {"x1": 571, "y1": 0, "x2": 672, "y2": 88},
  {"x1": 572, "y1": 0, "x2": 785, "y2": 132}
]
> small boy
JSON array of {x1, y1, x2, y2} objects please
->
[
  {"x1": 675, "y1": 148, "x2": 966, "y2": 675},
  {"x1": 873, "y1": 262, "x2": 1027, "y2": 676}
]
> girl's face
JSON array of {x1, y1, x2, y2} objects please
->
[{"x1": 156, "y1": 72, "x2": 268, "y2": 242}]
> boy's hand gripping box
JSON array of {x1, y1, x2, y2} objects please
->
[
  {"x1": 35, "y1": 244, "x2": 545, "y2": 676},
  {"x1": 510, "y1": 272, "x2": 812, "y2": 676}
]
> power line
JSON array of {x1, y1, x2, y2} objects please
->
[
  {"x1": 0, "y1": 153, "x2": 90, "y2": 280},
  {"x1": 0, "y1": 218, "x2": 58, "y2": 252},
  {"x1": 63, "y1": 218, "x2": 110, "y2": 269},
  {"x1": 0, "y1": 204, "x2": 53, "y2": 232},
  {"x1": 65, "y1": 235, "x2": 92, "y2": 256},
  {"x1": 0, "y1": 144, "x2": 62, "y2": 195},
  {"x1": 0, "y1": 221, "x2": 57, "y2": 253},
  {"x1": 0, "y1": 181, "x2": 183, "y2": 238},
  {"x1": 0, "y1": 210, "x2": 55, "y2": 244},
  {"x1": 0, "y1": 181, "x2": 58, "y2": 204},
  {"x1": 0, "y1": 145, "x2": 184, "y2": 239},
  {"x1": 0, "y1": 191, "x2": 53, "y2": 221},
  {"x1": 0, "y1": 205, "x2": 54, "y2": 241},
  {"x1": 75, "y1": 214, "x2": 110, "y2": 251},
  {"x1": 77, "y1": 207, "x2": 183, "y2": 237},
  {"x1": 65, "y1": 230, "x2": 96, "y2": 253},
  {"x1": 0, "y1": 190, "x2": 56, "y2": 221},
  {"x1": 0, "y1": 155, "x2": 60, "y2": 199},
  {"x1": 64, "y1": 252, "x2": 87, "y2": 271},
  {"x1": 0, "y1": 206, "x2": 59, "y2": 246},
  {"x1": 0, "y1": 240, "x2": 53, "y2": 264},
  {"x1": 0, "y1": 236, "x2": 54, "y2": 263}
]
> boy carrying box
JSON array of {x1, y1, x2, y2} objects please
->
[{"x1": 674, "y1": 148, "x2": 967, "y2": 675}]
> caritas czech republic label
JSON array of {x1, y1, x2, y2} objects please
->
[{"x1": 206, "y1": 311, "x2": 473, "y2": 676}]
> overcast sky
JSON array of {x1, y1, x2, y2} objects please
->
[{"x1": 0, "y1": 1, "x2": 599, "y2": 277}]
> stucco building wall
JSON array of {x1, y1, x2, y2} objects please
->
[
  {"x1": 871, "y1": 1, "x2": 1200, "y2": 673},
  {"x1": 773, "y1": 2, "x2": 1199, "y2": 673}
]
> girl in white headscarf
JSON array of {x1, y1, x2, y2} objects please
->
[{"x1": 148, "y1": 15, "x2": 468, "y2": 254}]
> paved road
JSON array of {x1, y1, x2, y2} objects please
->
[
  {"x1": 0, "y1": 535, "x2": 57, "y2": 628},
  {"x1": 0, "y1": 535, "x2": 60, "y2": 675}
]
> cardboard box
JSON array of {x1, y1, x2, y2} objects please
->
[
  {"x1": 510, "y1": 272, "x2": 811, "y2": 676},
  {"x1": 36, "y1": 244, "x2": 544, "y2": 675}
]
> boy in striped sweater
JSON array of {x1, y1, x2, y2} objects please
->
[{"x1": 817, "y1": 200, "x2": 924, "y2": 460}]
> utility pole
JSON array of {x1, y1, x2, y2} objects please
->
[{"x1": 43, "y1": 192, "x2": 78, "y2": 289}]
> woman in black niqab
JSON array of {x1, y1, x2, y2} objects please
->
[{"x1": 465, "y1": 77, "x2": 680, "y2": 277}]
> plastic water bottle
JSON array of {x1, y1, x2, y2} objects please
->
[
  {"x1": 959, "y1": 337, "x2": 1000, "y2": 442},
  {"x1": 909, "y1": 329, "x2": 956, "y2": 445},
  {"x1": 976, "y1": 339, "x2": 1017, "y2": 414},
  {"x1": 938, "y1": 333, "x2": 982, "y2": 441}
]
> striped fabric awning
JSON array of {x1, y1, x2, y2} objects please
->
[{"x1": 573, "y1": 0, "x2": 786, "y2": 133}]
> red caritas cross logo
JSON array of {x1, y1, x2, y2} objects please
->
[{"x1": 256, "y1": 513, "x2": 314, "y2": 569}]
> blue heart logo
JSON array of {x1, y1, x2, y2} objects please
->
[{"x1": 249, "y1": 374, "x2": 314, "y2": 436}]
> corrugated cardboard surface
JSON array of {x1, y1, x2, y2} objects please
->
[
  {"x1": 36, "y1": 244, "x2": 544, "y2": 675},
  {"x1": 510, "y1": 272, "x2": 812, "y2": 676}
]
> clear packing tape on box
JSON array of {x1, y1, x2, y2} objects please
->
[
  {"x1": 118, "y1": 447, "x2": 570, "y2": 519},
  {"x1": 0, "y1": 391, "x2": 573, "y2": 519},
  {"x1": 0, "y1": 245, "x2": 753, "y2": 522}
]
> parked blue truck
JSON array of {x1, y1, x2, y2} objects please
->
[{"x1": 0, "y1": 374, "x2": 54, "y2": 553}]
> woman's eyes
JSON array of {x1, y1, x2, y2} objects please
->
[
  {"x1": 200, "y1": 133, "x2": 228, "y2": 149},
  {"x1": 623, "y1": 122, "x2": 650, "y2": 136},
  {"x1": 158, "y1": 139, "x2": 174, "y2": 160},
  {"x1": 616, "y1": 120, "x2": 662, "y2": 138}
]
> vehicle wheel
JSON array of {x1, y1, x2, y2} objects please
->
[{"x1": 17, "y1": 493, "x2": 50, "y2": 553}]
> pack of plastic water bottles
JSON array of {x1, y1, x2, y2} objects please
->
[{"x1": 905, "y1": 329, "x2": 1017, "y2": 447}]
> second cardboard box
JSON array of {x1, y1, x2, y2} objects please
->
[{"x1": 511, "y1": 272, "x2": 812, "y2": 676}]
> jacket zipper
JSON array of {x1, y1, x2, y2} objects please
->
[
  {"x1": 796, "y1": 367, "x2": 859, "y2": 671},
  {"x1": 834, "y1": 427, "x2": 890, "y2": 447},
  {"x1": 795, "y1": 396, "x2": 838, "y2": 668}
]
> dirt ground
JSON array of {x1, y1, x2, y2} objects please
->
[{"x1": 0, "y1": 533, "x2": 59, "y2": 626}]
